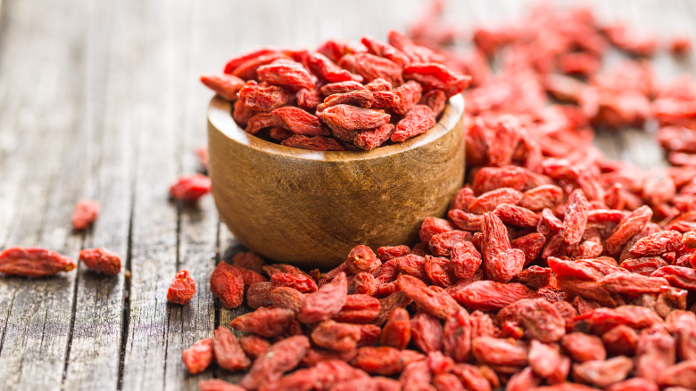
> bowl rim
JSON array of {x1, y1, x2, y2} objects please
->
[{"x1": 208, "y1": 93, "x2": 464, "y2": 162}]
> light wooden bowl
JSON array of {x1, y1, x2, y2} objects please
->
[{"x1": 207, "y1": 95, "x2": 465, "y2": 269}]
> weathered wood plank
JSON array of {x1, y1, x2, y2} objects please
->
[
  {"x1": 61, "y1": 0, "x2": 132, "y2": 389},
  {"x1": 118, "y1": 0, "x2": 182, "y2": 387},
  {"x1": 161, "y1": 1, "x2": 221, "y2": 388},
  {"x1": 0, "y1": 0, "x2": 91, "y2": 389}
]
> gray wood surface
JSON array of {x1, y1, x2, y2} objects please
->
[{"x1": 0, "y1": 0, "x2": 691, "y2": 390}]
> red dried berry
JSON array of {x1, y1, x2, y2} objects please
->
[
  {"x1": 0, "y1": 247, "x2": 76, "y2": 278},
  {"x1": 182, "y1": 338, "x2": 214, "y2": 374},
  {"x1": 167, "y1": 269, "x2": 196, "y2": 305},
  {"x1": 213, "y1": 326, "x2": 250, "y2": 371},
  {"x1": 380, "y1": 308, "x2": 411, "y2": 350},
  {"x1": 311, "y1": 320, "x2": 362, "y2": 352},
  {"x1": 297, "y1": 272, "x2": 347, "y2": 324},
  {"x1": 451, "y1": 280, "x2": 536, "y2": 311},
  {"x1": 239, "y1": 335, "x2": 310, "y2": 390},
  {"x1": 200, "y1": 73, "x2": 245, "y2": 101},
  {"x1": 270, "y1": 272, "x2": 318, "y2": 293},
  {"x1": 257, "y1": 60, "x2": 314, "y2": 90},
  {"x1": 199, "y1": 379, "x2": 246, "y2": 391},
  {"x1": 210, "y1": 262, "x2": 245, "y2": 309},
  {"x1": 392, "y1": 104, "x2": 436, "y2": 143},
  {"x1": 169, "y1": 174, "x2": 212, "y2": 202},
  {"x1": 71, "y1": 199, "x2": 101, "y2": 230},
  {"x1": 239, "y1": 334, "x2": 271, "y2": 360},
  {"x1": 78, "y1": 247, "x2": 121, "y2": 275},
  {"x1": 563, "y1": 189, "x2": 590, "y2": 246}
]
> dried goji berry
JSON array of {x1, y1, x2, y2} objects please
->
[
  {"x1": 380, "y1": 308, "x2": 411, "y2": 350},
  {"x1": 481, "y1": 212, "x2": 525, "y2": 283},
  {"x1": 167, "y1": 269, "x2": 196, "y2": 305},
  {"x1": 563, "y1": 189, "x2": 590, "y2": 246},
  {"x1": 635, "y1": 325, "x2": 677, "y2": 382},
  {"x1": 361, "y1": 36, "x2": 411, "y2": 68},
  {"x1": 451, "y1": 363, "x2": 492, "y2": 391},
  {"x1": 443, "y1": 308, "x2": 471, "y2": 363},
  {"x1": 239, "y1": 335, "x2": 310, "y2": 390},
  {"x1": 471, "y1": 337, "x2": 528, "y2": 367},
  {"x1": 433, "y1": 373, "x2": 466, "y2": 391},
  {"x1": 450, "y1": 241, "x2": 482, "y2": 280},
  {"x1": 572, "y1": 356, "x2": 634, "y2": 388},
  {"x1": 231, "y1": 52, "x2": 290, "y2": 80},
  {"x1": 79, "y1": 247, "x2": 121, "y2": 275},
  {"x1": 317, "y1": 89, "x2": 374, "y2": 112},
  {"x1": 297, "y1": 272, "x2": 347, "y2": 324},
  {"x1": 351, "y1": 347, "x2": 424, "y2": 376},
  {"x1": 354, "y1": 123, "x2": 395, "y2": 150},
  {"x1": 656, "y1": 360, "x2": 696, "y2": 389},
  {"x1": 307, "y1": 52, "x2": 363, "y2": 83},
  {"x1": 448, "y1": 209, "x2": 483, "y2": 231},
  {"x1": 210, "y1": 262, "x2": 244, "y2": 309},
  {"x1": 493, "y1": 203, "x2": 540, "y2": 229},
  {"x1": 399, "y1": 360, "x2": 432, "y2": 391},
  {"x1": 392, "y1": 80, "x2": 423, "y2": 115},
  {"x1": 392, "y1": 104, "x2": 436, "y2": 143},
  {"x1": 372, "y1": 292, "x2": 413, "y2": 326},
  {"x1": 0, "y1": 247, "x2": 76, "y2": 278},
  {"x1": 338, "y1": 53, "x2": 403, "y2": 85},
  {"x1": 213, "y1": 326, "x2": 250, "y2": 371},
  {"x1": 397, "y1": 274, "x2": 460, "y2": 319},
  {"x1": 229, "y1": 307, "x2": 294, "y2": 338},
  {"x1": 469, "y1": 188, "x2": 524, "y2": 215},
  {"x1": 237, "y1": 82, "x2": 291, "y2": 112},
  {"x1": 630, "y1": 231, "x2": 683, "y2": 257},
  {"x1": 311, "y1": 320, "x2": 361, "y2": 351},
  {"x1": 239, "y1": 334, "x2": 270, "y2": 360},
  {"x1": 505, "y1": 367, "x2": 540, "y2": 391},
  {"x1": 200, "y1": 73, "x2": 246, "y2": 101},
  {"x1": 270, "y1": 272, "x2": 318, "y2": 293},
  {"x1": 269, "y1": 286, "x2": 305, "y2": 313},
  {"x1": 451, "y1": 280, "x2": 536, "y2": 311},
  {"x1": 602, "y1": 324, "x2": 638, "y2": 356},
  {"x1": 605, "y1": 206, "x2": 653, "y2": 255},
  {"x1": 561, "y1": 332, "x2": 606, "y2": 362},
  {"x1": 182, "y1": 338, "x2": 214, "y2": 374},
  {"x1": 246, "y1": 281, "x2": 273, "y2": 309},
  {"x1": 334, "y1": 294, "x2": 380, "y2": 324},
  {"x1": 169, "y1": 174, "x2": 211, "y2": 202},
  {"x1": 199, "y1": 379, "x2": 246, "y2": 391},
  {"x1": 420, "y1": 89, "x2": 447, "y2": 117},
  {"x1": 257, "y1": 60, "x2": 315, "y2": 90},
  {"x1": 410, "y1": 311, "x2": 443, "y2": 353},
  {"x1": 71, "y1": 199, "x2": 101, "y2": 230}
]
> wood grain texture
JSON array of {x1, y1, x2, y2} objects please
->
[
  {"x1": 0, "y1": 0, "x2": 694, "y2": 390},
  {"x1": 0, "y1": 0, "x2": 89, "y2": 389},
  {"x1": 117, "y1": 0, "x2": 184, "y2": 388}
]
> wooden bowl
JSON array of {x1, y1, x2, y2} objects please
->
[{"x1": 207, "y1": 95, "x2": 465, "y2": 269}]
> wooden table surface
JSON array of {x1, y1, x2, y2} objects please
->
[{"x1": 0, "y1": 0, "x2": 690, "y2": 390}]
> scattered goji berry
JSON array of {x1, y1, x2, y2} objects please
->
[
  {"x1": 0, "y1": 247, "x2": 76, "y2": 277},
  {"x1": 78, "y1": 247, "x2": 121, "y2": 275},
  {"x1": 210, "y1": 262, "x2": 245, "y2": 309},
  {"x1": 239, "y1": 335, "x2": 310, "y2": 390},
  {"x1": 167, "y1": 269, "x2": 196, "y2": 305},
  {"x1": 182, "y1": 338, "x2": 214, "y2": 374},
  {"x1": 71, "y1": 200, "x2": 101, "y2": 230}
]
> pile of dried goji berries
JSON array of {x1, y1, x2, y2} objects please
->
[
  {"x1": 180, "y1": 3, "x2": 696, "y2": 391},
  {"x1": 200, "y1": 31, "x2": 472, "y2": 151}
]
